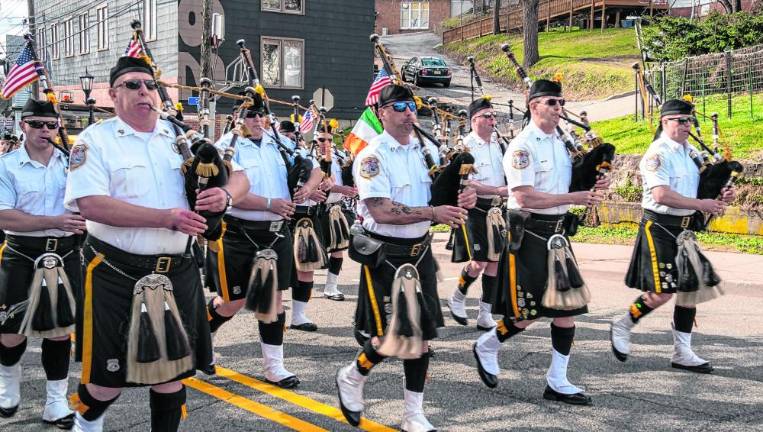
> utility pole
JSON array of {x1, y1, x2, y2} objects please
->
[
  {"x1": 27, "y1": 0, "x2": 39, "y2": 95},
  {"x1": 200, "y1": 0, "x2": 213, "y2": 138}
]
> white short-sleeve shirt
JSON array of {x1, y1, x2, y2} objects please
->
[
  {"x1": 354, "y1": 130, "x2": 439, "y2": 239},
  {"x1": 464, "y1": 131, "x2": 506, "y2": 195},
  {"x1": 503, "y1": 121, "x2": 572, "y2": 215},
  {"x1": 327, "y1": 149, "x2": 350, "y2": 204},
  {"x1": 0, "y1": 144, "x2": 71, "y2": 237},
  {"x1": 640, "y1": 133, "x2": 700, "y2": 216}
]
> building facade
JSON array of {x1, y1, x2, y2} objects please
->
[{"x1": 375, "y1": 0, "x2": 452, "y2": 35}]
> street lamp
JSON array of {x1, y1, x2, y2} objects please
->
[{"x1": 79, "y1": 68, "x2": 95, "y2": 126}]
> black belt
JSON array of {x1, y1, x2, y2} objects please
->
[
  {"x1": 295, "y1": 205, "x2": 317, "y2": 216},
  {"x1": 5, "y1": 234, "x2": 78, "y2": 253},
  {"x1": 86, "y1": 235, "x2": 190, "y2": 274},
  {"x1": 224, "y1": 215, "x2": 286, "y2": 232},
  {"x1": 476, "y1": 196, "x2": 504, "y2": 209},
  {"x1": 643, "y1": 210, "x2": 695, "y2": 228},
  {"x1": 526, "y1": 213, "x2": 565, "y2": 234},
  {"x1": 367, "y1": 232, "x2": 431, "y2": 257}
]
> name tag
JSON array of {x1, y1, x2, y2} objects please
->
[{"x1": 269, "y1": 221, "x2": 284, "y2": 232}]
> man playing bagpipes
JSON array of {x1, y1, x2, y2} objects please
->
[
  {"x1": 205, "y1": 95, "x2": 315, "y2": 388},
  {"x1": 336, "y1": 85, "x2": 476, "y2": 431},
  {"x1": 0, "y1": 99, "x2": 86, "y2": 429},
  {"x1": 473, "y1": 80, "x2": 609, "y2": 406},
  {"x1": 610, "y1": 99, "x2": 735, "y2": 373},
  {"x1": 276, "y1": 120, "x2": 333, "y2": 332},
  {"x1": 447, "y1": 96, "x2": 508, "y2": 332},
  {"x1": 63, "y1": 57, "x2": 248, "y2": 432}
]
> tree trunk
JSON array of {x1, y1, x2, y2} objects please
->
[
  {"x1": 494, "y1": 0, "x2": 502, "y2": 34},
  {"x1": 522, "y1": 0, "x2": 540, "y2": 68}
]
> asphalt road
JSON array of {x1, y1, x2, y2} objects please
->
[{"x1": 6, "y1": 236, "x2": 763, "y2": 431}]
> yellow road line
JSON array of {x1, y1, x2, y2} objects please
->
[
  {"x1": 183, "y1": 377, "x2": 327, "y2": 432},
  {"x1": 215, "y1": 366, "x2": 396, "y2": 432}
]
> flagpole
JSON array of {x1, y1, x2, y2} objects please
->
[{"x1": 24, "y1": 33, "x2": 72, "y2": 149}]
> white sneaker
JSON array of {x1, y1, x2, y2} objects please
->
[
  {"x1": 400, "y1": 390, "x2": 435, "y2": 432},
  {"x1": 336, "y1": 363, "x2": 367, "y2": 427}
]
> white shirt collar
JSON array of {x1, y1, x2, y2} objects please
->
[
  {"x1": 527, "y1": 120, "x2": 556, "y2": 141},
  {"x1": 17, "y1": 143, "x2": 66, "y2": 167},
  {"x1": 113, "y1": 117, "x2": 174, "y2": 139},
  {"x1": 659, "y1": 132, "x2": 688, "y2": 152}
]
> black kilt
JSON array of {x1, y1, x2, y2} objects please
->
[
  {"x1": 492, "y1": 214, "x2": 587, "y2": 321},
  {"x1": 317, "y1": 202, "x2": 355, "y2": 253},
  {"x1": 464, "y1": 198, "x2": 504, "y2": 262},
  {"x1": 625, "y1": 211, "x2": 693, "y2": 294},
  {"x1": 206, "y1": 216, "x2": 295, "y2": 302},
  {"x1": 354, "y1": 234, "x2": 444, "y2": 339},
  {"x1": 0, "y1": 235, "x2": 81, "y2": 334},
  {"x1": 77, "y1": 236, "x2": 212, "y2": 387}
]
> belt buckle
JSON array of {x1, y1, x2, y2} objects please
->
[
  {"x1": 45, "y1": 238, "x2": 58, "y2": 252},
  {"x1": 269, "y1": 221, "x2": 284, "y2": 232},
  {"x1": 491, "y1": 196, "x2": 502, "y2": 207},
  {"x1": 554, "y1": 219, "x2": 564, "y2": 233},
  {"x1": 155, "y1": 257, "x2": 172, "y2": 273},
  {"x1": 410, "y1": 243, "x2": 422, "y2": 256},
  {"x1": 680, "y1": 216, "x2": 690, "y2": 229}
]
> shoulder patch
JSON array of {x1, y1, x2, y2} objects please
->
[
  {"x1": 511, "y1": 150, "x2": 530, "y2": 170},
  {"x1": 69, "y1": 143, "x2": 87, "y2": 171},
  {"x1": 645, "y1": 154, "x2": 661, "y2": 172},
  {"x1": 359, "y1": 155, "x2": 380, "y2": 179}
]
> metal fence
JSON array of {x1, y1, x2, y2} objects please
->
[{"x1": 646, "y1": 44, "x2": 763, "y2": 118}]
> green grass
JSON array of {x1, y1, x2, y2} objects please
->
[
  {"x1": 574, "y1": 223, "x2": 763, "y2": 254},
  {"x1": 444, "y1": 28, "x2": 639, "y2": 99},
  {"x1": 590, "y1": 93, "x2": 763, "y2": 159}
]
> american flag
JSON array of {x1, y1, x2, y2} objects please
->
[
  {"x1": 1, "y1": 44, "x2": 39, "y2": 100},
  {"x1": 299, "y1": 108, "x2": 314, "y2": 133},
  {"x1": 364, "y1": 68, "x2": 392, "y2": 106},
  {"x1": 124, "y1": 38, "x2": 142, "y2": 58}
]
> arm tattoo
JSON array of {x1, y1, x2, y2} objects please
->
[{"x1": 367, "y1": 197, "x2": 386, "y2": 208}]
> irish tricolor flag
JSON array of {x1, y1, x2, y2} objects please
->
[{"x1": 344, "y1": 107, "x2": 383, "y2": 156}]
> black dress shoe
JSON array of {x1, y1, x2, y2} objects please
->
[
  {"x1": 43, "y1": 413, "x2": 75, "y2": 430},
  {"x1": 472, "y1": 343, "x2": 498, "y2": 389},
  {"x1": 671, "y1": 361, "x2": 714, "y2": 374},
  {"x1": 476, "y1": 324, "x2": 495, "y2": 332},
  {"x1": 0, "y1": 404, "x2": 18, "y2": 418},
  {"x1": 448, "y1": 305, "x2": 468, "y2": 326},
  {"x1": 324, "y1": 293, "x2": 345, "y2": 301},
  {"x1": 290, "y1": 322, "x2": 318, "y2": 332},
  {"x1": 542, "y1": 385, "x2": 592, "y2": 406},
  {"x1": 610, "y1": 326, "x2": 628, "y2": 362},
  {"x1": 335, "y1": 371, "x2": 362, "y2": 427},
  {"x1": 200, "y1": 363, "x2": 217, "y2": 376},
  {"x1": 267, "y1": 375, "x2": 300, "y2": 389}
]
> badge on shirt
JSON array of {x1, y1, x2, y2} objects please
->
[
  {"x1": 359, "y1": 156, "x2": 380, "y2": 179},
  {"x1": 645, "y1": 154, "x2": 661, "y2": 171},
  {"x1": 69, "y1": 143, "x2": 87, "y2": 171},
  {"x1": 511, "y1": 150, "x2": 530, "y2": 170}
]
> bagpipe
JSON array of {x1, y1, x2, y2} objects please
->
[{"x1": 467, "y1": 55, "x2": 511, "y2": 154}]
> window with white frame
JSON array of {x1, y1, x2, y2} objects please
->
[
  {"x1": 50, "y1": 24, "x2": 59, "y2": 59},
  {"x1": 37, "y1": 27, "x2": 46, "y2": 62},
  {"x1": 261, "y1": 37, "x2": 304, "y2": 89},
  {"x1": 64, "y1": 19, "x2": 74, "y2": 57},
  {"x1": 79, "y1": 13, "x2": 89, "y2": 54},
  {"x1": 262, "y1": 0, "x2": 304, "y2": 15},
  {"x1": 143, "y1": 0, "x2": 157, "y2": 41},
  {"x1": 400, "y1": 1, "x2": 430, "y2": 30},
  {"x1": 96, "y1": 4, "x2": 109, "y2": 50}
]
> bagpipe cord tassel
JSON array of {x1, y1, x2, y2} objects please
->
[
  {"x1": 565, "y1": 251, "x2": 585, "y2": 289},
  {"x1": 137, "y1": 301, "x2": 161, "y2": 363},
  {"x1": 163, "y1": 299, "x2": 191, "y2": 361}
]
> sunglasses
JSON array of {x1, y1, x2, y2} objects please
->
[
  {"x1": 477, "y1": 112, "x2": 497, "y2": 119},
  {"x1": 667, "y1": 117, "x2": 694, "y2": 125},
  {"x1": 540, "y1": 98, "x2": 565, "y2": 107},
  {"x1": 384, "y1": 101, "x2": 417, "y2": 113},
  {"x1": 244, "y1": 111, "x2": 265, "y2": 118},
  {"x1": 24, "y1": 120, "x2": 59, "y2": 130},
  {"x1": 317, "y1": 137, "x2": 333, "y2": 143},
  {"x1": 115, "y1": 79, "x2": 158, "y2": 91}
]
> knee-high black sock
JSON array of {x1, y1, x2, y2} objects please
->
[
  {"x1": 293, "y1": 280, "x2": 313, "y2": 303},
  {"x1": 0, "y1": 338, "x2": 26, "y2": 366},
  {"x1": 480, "y1": 274, "x2": 498, "y2": 304},
  {"x1": 673, "y1": 305, "x2": 696, "y2": 333},
  {"x1": 496, "y1": 319, "x2": 525, "y2": 343},
  {"x1": 150, "y1": 386, "x2": 186, "y2": 432},
  {"x1": 328, "y1": 257, "x2": 343, "y2": 275},
  {"x1": 355, "y1": 340, "x2": 386, "y2": 376},
  {"x1": 628, "y1": 295, "x2": 655, "y2": 324},
  {"x1": 457, "y1": 267, "x2": 478, "y2": 295},
  {"x1": 403, "y1": 354, "x2": 430, "y2": 393},
  {"x1": 259, "y1": 312, "x2": 286, "y2": 345},
  {"x1": 550, "y1": 324, "x2": 575, "y2": 356},
  {"x1": 70, "y1": 383, "x2": 119, "y2": 421},
  {"x1": 207, "y1": 298, "x2": 233, "y2": 333},
  {"x1": 41, "y1": 338, "x2": 71, "y2": 381}
]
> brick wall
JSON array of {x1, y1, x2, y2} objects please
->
[{"x1": 375, "y1": 0, "x2": 451, "y2": 35}]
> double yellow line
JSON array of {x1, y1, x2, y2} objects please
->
[{"x1": 184, "y1": 366, "x2": 394, "y2": 432}]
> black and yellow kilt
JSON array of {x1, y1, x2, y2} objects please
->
[
  {"x1": 625, "y1": 210, "x2": 696, "y2": 294},
  {"x1": 465, "y1": 198, "x2": 505, "y2": 262},
  {"x1": 317, "y1": 202, "x2": 354, "y2": 253},
  {"x1": 0, "y1": 235, "x2": 81, "y2": 334},
  {"x1": 77, "y1": 235, "x2": 212, "y2": 387},
  {"x1": 493, "y1": 213, "x2": 587, "y2": 321},
  {"x1": 206, "y1": 216, "x2": 295, "y2": 302},
  {"x1": 354, "y1": 234, "x2": 444, "y2": 339}
]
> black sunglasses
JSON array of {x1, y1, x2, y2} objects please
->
[
  {"x1": 540, "y1": 98, "x2": 565, "y2": 107},
  {"x1": 477, "y1": 112, "x2": 497, "y2": 119},
  {"x1": 667, "y1": 117, "x2": 694, "y2": 125},
  {"x1": 24, "y1": 120, "x2": 59, "y2": 130},
  {"x1": 317, "y1": 137, "x2": 333, "y2": 143},
  {"x1": 245, "y1": 111, "x2": 265, "y2": 118},
  {"x1": 115, "y1": 79, "x2": 158, "y2": 91}
]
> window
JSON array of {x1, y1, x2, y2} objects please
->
[
  {"x1": 79, "y1": 13, "x2": 89, "y2": 54},
  {"x1": 37, "y1": 27, "x2": 46, "y2": 62},
  {"x1": 400, "y1": 1, "x2": 430, "y2": 30},
  {"x1": 50, "y1": 24, "x2": 59, "y2": 59},
  {"x1": 261, "y1": 37, "x2": 304, "y2": 89},
  {"x1": 96, "y1": 4, "x2": 109, "y2": 51},
  {"x1": 262, "y1": 0, "x2": 304, "y2": 15},
  {"x1": 64, "y1": 19, "x2": 74, "y2": 57},
  {"x1": 143, "y1": 0, "x2": 157, "y2": 41}
]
